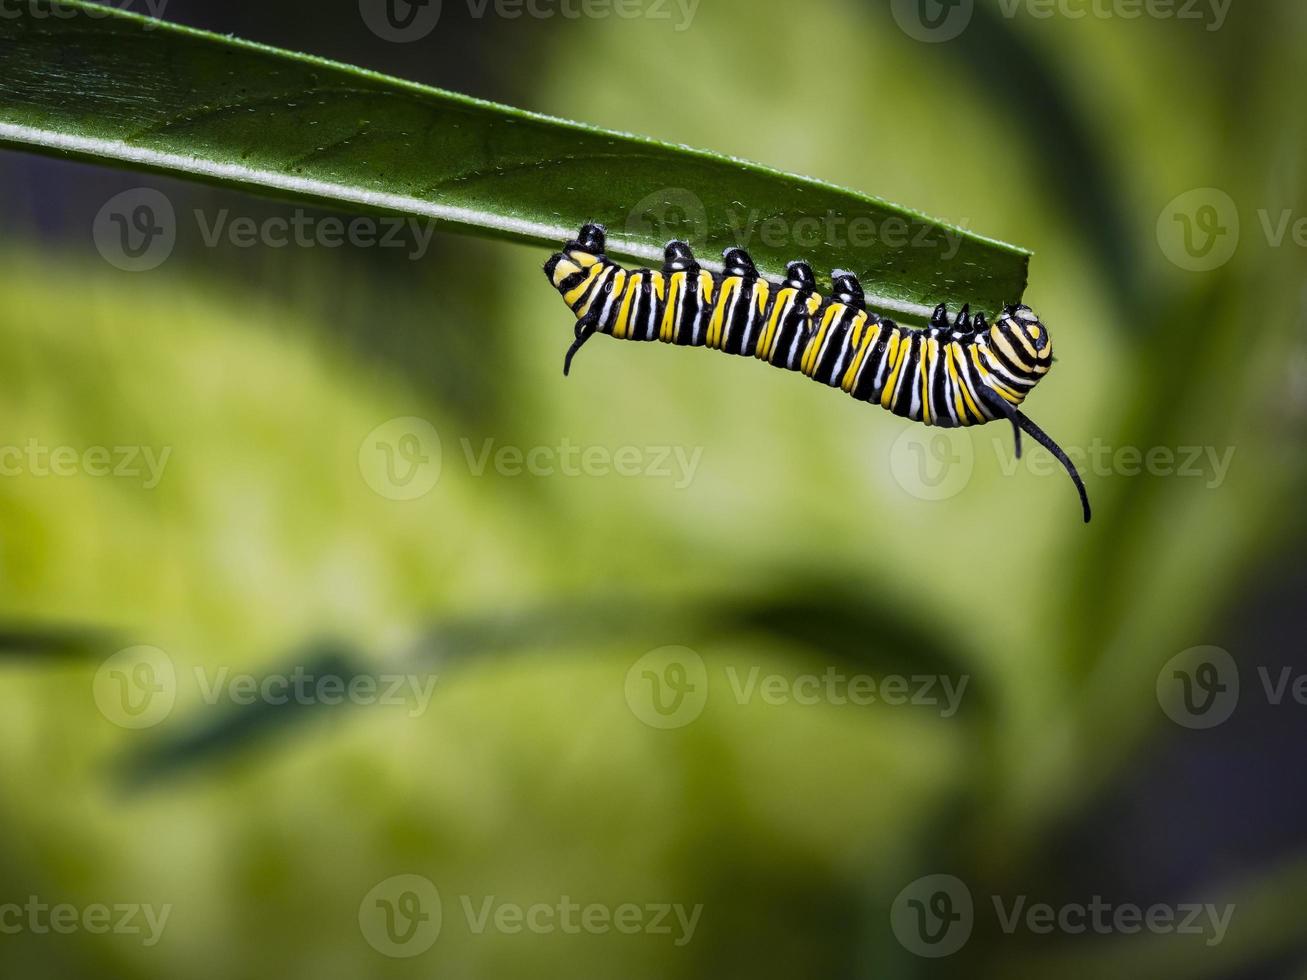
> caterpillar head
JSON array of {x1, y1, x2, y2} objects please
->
[
  {"x1": 1000, "y1": 304, "x2": 1054, "y2": 369},
  {"x1": 544, "y1": 223, "x2": 607, "y2": 292}
]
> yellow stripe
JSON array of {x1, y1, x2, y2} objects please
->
[
  {"x1": 803, "y1": 305, "x2": 841, "y2": 376},
  {"x1": 604, "y1": 270, "x2": 629, "y2": 334},
  {"x1": 841, "y1": 321, "x2": 877, "y2": 392},
  {"x1": 950, "y1": 344, "x2": 981, "y2": 422},
  {"x1": 708, "y1": 277, "x2": 739, "y2": 350},
  {"x1": 576, "y1": 266, "x2": 613, "y2": 319},
  {"x1": 563, "y1": 262, "x2": 603, "y2": 306},
  {"x1": 1014, "y1": 327, "x2": 1040, "y2": 360},
  {"x1": 848, "y1": 313, "x2": 866, "y2": 351},
  {"x1": 970, "y1": 346, "x2": 1020, "y2": 404},
  {"x1": 880, "y1": 333, "x2": 907, "y2": 409},
  {"x1": 570, "y1": 251, "x2": 600, "y2": 268},
  {"x1": 994, "y1": 332, "x2": 1035, "y2": 372},
  {"x1": 660, "y1": 271, "x2": 684, "y2": 342},
  {"x1": 753, "y1": 281, "x2": 771, "y2": 326},
  {"x1": 552, "y1": 258, "x2": 581, "y2": 288},
  {"x1": 979, "y1": 345, "x2": 1028, "y2": 401},
  {"x1": 921, "y1": 338, "x2": 937, "y2": 425},
  {"x1": 946, "y1": 345, "x2": 966, "y2": 421},
  {"x1": 614, "y1": 273, "x2": 641, "y2": 339},
  {"x1": 700, "y1": 271, "x2": 715, "y2": 305},
  {"x1": 759, "y1": 288, "x2": 795, "y2": 360}
]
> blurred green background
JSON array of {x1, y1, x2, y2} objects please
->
[{"x1": 1, "y1": 0, "x2": 1306, "y2": 977}]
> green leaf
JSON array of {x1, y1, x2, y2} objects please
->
[{"x1": 0, "y1": 0, "x2": 1028, "y2": 319}]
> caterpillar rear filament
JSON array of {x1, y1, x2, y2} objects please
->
[{"x1": 544, "y1": 223, "x2": 1090, "y2": 522}]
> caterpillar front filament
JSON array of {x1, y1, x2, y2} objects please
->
[{"x1": 544, "y1": 223, "x2": 1090, "y2": 522}]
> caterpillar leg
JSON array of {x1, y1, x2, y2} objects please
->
[
  {"x1": 662, "y1": 240, "x2": 697, "y2": 273},
  {"x1": 831, "y1": 270, "x2": 866, "y2": 311},
  {"x1": 723, "y1": 246, "x2": 759, "y2": 278},
  {"x1": 570, "y1": 222, "x2": 606, "y2": 255}
]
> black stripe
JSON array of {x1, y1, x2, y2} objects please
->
[
  {"x1": 737, "y1": 282, "x2": 765, "y2": 357},
  {"x1": 780, "y1": 303, "x2": 812, "y2": 371},
  {"x1": 722, "y1": 276, "x2": 754, "y2": 355},
  {"x1": 851, "y1": 324, "x2": 883, "y2": 402},
  {"x1": 986, "y1": 327, "x2": 1039, "y2": 382},
  {"x1": 595, "y1": 268, "x2": 621, "y2": 335},
  {"x1": 673, "y1": 273, "x2": 698, "y2": 345},
  {"x1": 813, "y1": 306, "x2": 852, "y2": 387},
  {"x1": 891, "y1": 332, "x2": 922, "y2": 419},
  {"x1": 870, "y1": 326, "x2": 899, "y2": 401},
  {"x1": 928, "y1": 336, "x2": 955, "y2": 427}
]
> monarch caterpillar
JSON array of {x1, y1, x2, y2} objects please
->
[{"x1": 544, "y1": 223, "x2": 1091, "y2": 522}]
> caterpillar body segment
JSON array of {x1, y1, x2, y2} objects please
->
[{"x1": 544, "y1": 223, "x2": 1090, "y2": 522}]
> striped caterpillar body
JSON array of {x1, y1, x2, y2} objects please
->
[{"x1": 544, "y1": 223, "x2": 1090, "y2": 522}]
